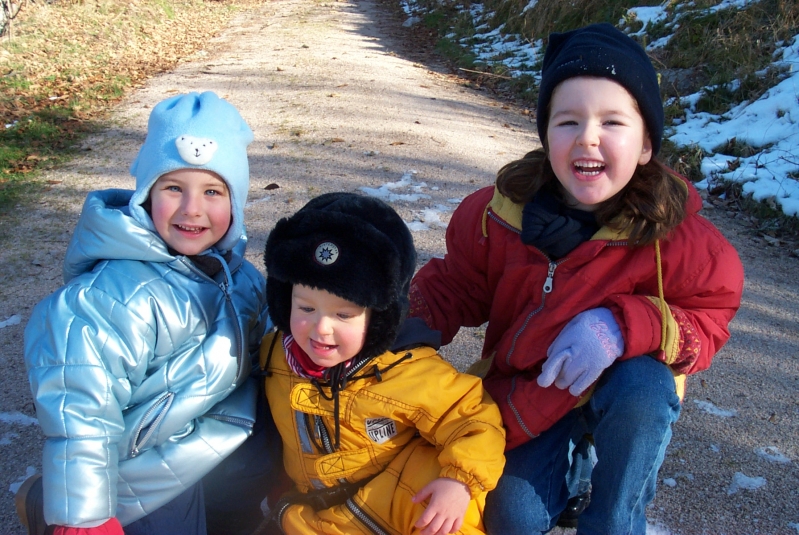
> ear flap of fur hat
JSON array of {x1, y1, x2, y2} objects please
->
[
  {"x1": 129, "y1": 91, "x2": 254, "y2": 252},
  {"x1": 264, "y1": 192, "x2": 416, "y2": 362}
]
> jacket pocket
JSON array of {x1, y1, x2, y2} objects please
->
[
  {"x1": 204, "y1": 377, "x2": 257, "y2": 431},
  {"x1": 127, "y1": 391, "x2": 175, "y2": 458}
]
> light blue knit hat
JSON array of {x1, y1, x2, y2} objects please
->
[{"x1": 129, "y1": 91, "x2": 254, "y2": 252}]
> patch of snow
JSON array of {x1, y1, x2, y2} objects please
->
[
  {"x1": 693, "y1": 399, "x2": 737, "y2": 417},
  {"x1": 9, "y1": 466, "x2": 38, "y2": 495},
  {"x1": 727, "y1": 472, "x2": 766, "y2": 494},
  {"x1": 0, "y1": 315, "x2": 21, "y2": 329},
  {"x1": 0, "y1": 412, "x2": 39, "y2": 426},
  {"x1": 0, "y1": 432, "x2": 19, "y2": 446},
  {"x1": 754, "y1": 446, "x2": 791, "y2": 464}
]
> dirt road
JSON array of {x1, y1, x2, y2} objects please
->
[{"x1": 1, "y1": 0, "x2": 797, "y2": 533}]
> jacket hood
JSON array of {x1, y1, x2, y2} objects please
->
[{"x1": 63, "y1": 189, "x2": 245, "y2": 283}]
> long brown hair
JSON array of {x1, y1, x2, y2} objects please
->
[{"x1": 495, "y1": 148, "x2": 688, "y2": 246}]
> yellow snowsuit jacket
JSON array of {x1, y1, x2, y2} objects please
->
[{"x1": 260, "y1": 329, "x2": 506, "y2": 535}]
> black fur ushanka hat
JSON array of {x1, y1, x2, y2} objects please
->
[{"x1": 264, "y1": 192, "x2": 417, "y2": 363}]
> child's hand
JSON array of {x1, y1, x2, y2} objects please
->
[
  {"x1": 412, "y1": 477, "x2": 470, "y2": 535},
  {"x1": 538, "y1": 307, "x2": 625, "y2": 396}
]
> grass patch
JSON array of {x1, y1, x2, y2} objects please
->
[
  {"x1": 499, "y1": 0, "x2": 662, "y2": 41},
  {"x1": 0, "y1": 0, "x2": 258, "y2": 215},
  {"x1": 660, "y1": 140, "x2": 707, "y2": 184},
  {"x1": 435, "y1": 37, "x2": 478, "y2": 69},
  {"x1": 714, "y1": 181, "x2": 799, "y2": 239},
  {"x1": 657, "y1": 0, "x2": 799, "y2": 97}
]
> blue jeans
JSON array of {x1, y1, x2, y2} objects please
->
[{"x1": 485, "y1": 356, "x2": 681, "y2": 535}]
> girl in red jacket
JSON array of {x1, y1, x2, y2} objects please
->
[{"x1": 409, "y1": 23, "x2": 744, "y2": 535}]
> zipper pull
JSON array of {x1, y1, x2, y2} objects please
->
[{"x1": 543, "y1": 262, "x2": 555, "y2": 294}]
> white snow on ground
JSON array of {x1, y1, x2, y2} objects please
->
[
  {"x1": 727, "y1": 472, "x2": 767, "y2": 494},
  {"x1": 693, "y1": 399, "x2": 737, "y2": 417},
  {"x1": 9, "y1": 466, "x2": 37, "y2": 495},
  {"x1": 0, "y1": 411, "x2": 38, "y2": 426},
  {"x1": 0, "y1": 314, "x2": 21, "y2": 329},
  {"x1": 0, "y1": 432, "x2": 19, "y2": 446},
  {"x1": 360, "y1": 171, "x2": 432, "y2": 203},
  {"x1": 754, "y1": 446, "x2": 791, "y2": 463}
]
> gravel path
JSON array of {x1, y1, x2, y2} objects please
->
[{"x1": 0, "y1": 1, "x2": 796, "y2": 533}]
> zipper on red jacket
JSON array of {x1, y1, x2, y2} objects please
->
[
  {"x1": 504, "y1": 258, "x2": 566, "y2": 442},
  {"x1": 487, "y1": 210, "x2": 521, "y2": 234},
  {"x1": 506, "y1": 259, "x2": 566, "y2": 366}
]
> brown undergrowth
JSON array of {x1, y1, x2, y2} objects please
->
[{"x1": 0, "y1": 0, "x2": 261, "y2": 213}]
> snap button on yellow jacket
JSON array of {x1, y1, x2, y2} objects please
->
[{"x1": 261, "y1": 331, "x2": 506, "y2": 534}]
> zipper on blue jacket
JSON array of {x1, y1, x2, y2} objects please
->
[
  {"x1": 131, "y1": 392, "x2": 174, "y2": 457},
  {"x1": 205, "y1": 413, "x2": 254, "y2": 429},
  {"x1": 181, "y1": 256, "x2": 246, "y2": 383}
]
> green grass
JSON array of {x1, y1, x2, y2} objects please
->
[
  {"x1": 0, "y1": 107, "x2": 93, "y2": 209},
  {"x1": 154, "y1": 0, "x2": 177, "y2": 19}
]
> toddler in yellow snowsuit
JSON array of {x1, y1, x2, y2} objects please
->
[{"x1": 259, "y1": 192, "x2": 505, "y2": 535}]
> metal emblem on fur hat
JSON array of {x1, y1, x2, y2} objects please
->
[
  {"x1": 314, "y1": 242, "x2": 340, "y2": 265},
  {"x1": 128, "y1": 91, "x2": 254, "y2": 252},
  {"x1": 264, "y1": 192, "x2": 417, "y2": 362}
]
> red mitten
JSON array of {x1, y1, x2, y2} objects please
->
[{"x1": 53, "y1": 518, "x2": 124, "y2": 535}]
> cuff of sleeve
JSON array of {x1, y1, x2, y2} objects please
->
[
  {"x1": 408, "y1": 283, "x2": 434, "y2": 327},
  {"x1": 53, "y1": 518, "x2": 124, "y2": 535},
  {"x1": 439, "y1": 466, "x2": 486, "y2": 499}
]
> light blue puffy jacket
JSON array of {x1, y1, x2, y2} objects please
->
[{"x1": 24, "y1": 189, "x2": 270, "y2": 528}]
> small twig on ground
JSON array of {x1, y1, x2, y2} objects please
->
[{"x1": 458, "y1": 67, "x2": 513, "y2": 80}]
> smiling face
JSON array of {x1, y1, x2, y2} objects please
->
[
  {"x1": 149, "y1": 169, "x2": 232, "y2": 255},
  {"x1": 546, "y1": 76, "x2": 653, "y2": 211},
  {"x1": 289, "y1": 284, "x2": 371, "y2": 368}
]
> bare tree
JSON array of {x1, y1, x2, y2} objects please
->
[{"x1": 1, "y1": 0, "x2": 26, "y2": 39}]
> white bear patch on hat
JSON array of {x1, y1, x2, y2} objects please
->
[{"x1": 176, "y1": 135, "x2": 218, "y2": 165}]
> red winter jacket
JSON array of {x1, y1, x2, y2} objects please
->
[{"x1": 410, "y1": 178, "x2": 744, "y2": 450}]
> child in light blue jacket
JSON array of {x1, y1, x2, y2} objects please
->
[{"x1": 18, "y1": 92, "x2": 280, "y2": 535}]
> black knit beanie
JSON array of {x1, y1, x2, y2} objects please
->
[
  {"x1": 536, "y1": 23, "x2": 664, "y2": 155},
  {"x1": 264, "y1": 192, "x2": 417, "y2": 363}
]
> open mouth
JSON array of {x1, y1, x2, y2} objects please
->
[
  {"x1": 573, "y1": 160, "x2": 605, "y2": 176},
  {"x1": 175, "y1": 224, "x2": 206, "y2": 234},
  {"x1": 311, "y1": 340, "x2": 337, "y2": 351}
]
